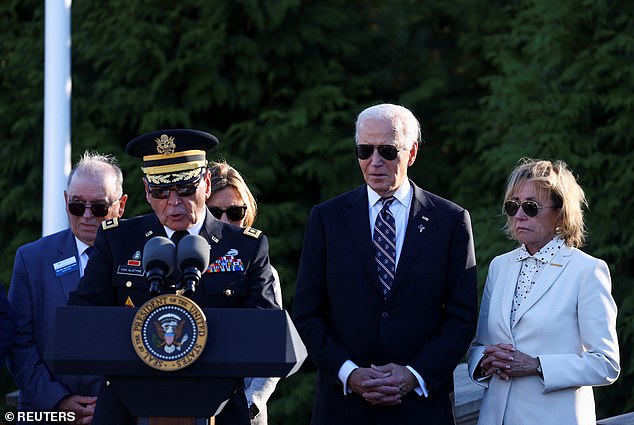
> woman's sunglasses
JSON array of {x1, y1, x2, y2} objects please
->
[
  {"x1": 208, "y1": 205, "x2": 247, "y2": 221},
  {"x1": 68, "y1": 201, "x2": 113, "y2": 217},
  {"x1": 504, "y1": 200, "x2": 555, "y2": 218},
  {"x1": 147, "y1": 176, "x2": 202, "y2": 199},
  {"x1": 354, "y1": 144, "x2": 401, "y2": 161}
]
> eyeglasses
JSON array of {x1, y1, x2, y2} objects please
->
[
  {"x1": 68, "y1": 201, "x2": 114, "y2": 217},
  {"x1": 147, "y1": 176, "x2": 202, "y2": 199},
  {"x1": 354, "y1": 144, "x2": 401, "y2": 161},
  {"x1": 504, "y1": 200, "x2": 555, "y2": 218},
  {"x1": 208, "y1": 205, "x2": 247, "y2": 221}
]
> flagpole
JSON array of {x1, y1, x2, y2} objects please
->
[{"x1": 42, "y1": 0, "x2": 72, "y2": 236}]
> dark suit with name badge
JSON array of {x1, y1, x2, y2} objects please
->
[{"x1": 8, "y1": 229, "x2": 103, "y2": 412}]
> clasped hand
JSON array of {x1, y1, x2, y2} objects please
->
[
  {"x1": 59, "y1": 395, "x2": 97, "y2": 425},
  {"x1": 480, "y1": 343, "x2": 540, "y2": 380},
  {"x1": 348, "y1": 363, "x2": 417, "y2": 406}
]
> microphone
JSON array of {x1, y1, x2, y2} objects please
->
[
  {"x1": 176, "y1": 234, "x2": 210, "y2": 298},
  {"x1": 142, "y1": 236, "x2": 176, "y2": 297}
]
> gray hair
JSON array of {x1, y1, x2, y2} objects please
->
[
  {"x1": 67, "y1": 151, "x2": 124, "y2": 199},
  {"x1": 354, "y1": 103, "x2": 422, "y2": 150}
]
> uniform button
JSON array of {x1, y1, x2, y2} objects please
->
[
  {"x1": 224, "y1": 289, "x2": 233, "y2": 297},
  {"x1": 125, "y1": 281, "x2": 132, "y2": 288},
  {"x1": 381, "y1": 312, "x2": 389, "y2": 319}
]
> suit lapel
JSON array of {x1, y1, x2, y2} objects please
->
[
  {"x1": 498, "y1": 250, "x2": 523, "y2": 334},
  {"x1": 56, "y1": 229, "x2": 81, "y2": 300},
  {"x1": 390, "y1": 182, "x2": 435, "y2": 295},
  {"x1": 148, "y1": 214, "x2": 169, "y2": 239},
  {"x1": 512, "y1": 245, "x2": 572, "y2": 328},
  {"x1": 200, "y1": 210, "x2": 223, "y2": 262},
  {"x1": 344, "y1": 186, "x2": 384, "y2": 296}
]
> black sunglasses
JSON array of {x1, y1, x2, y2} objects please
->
[
  {"x1": 208, "y1": 205, "x2": 247, "y2": 221},
  {"x1": 148, "y1": 176, "x2": 202, "y2": 199},
  {"x1": 68, "y1": 201, "x2": 113, "y2": 217},
  {"x1": 504, "y1": 200, "x2": 555, "y2": 218},
  {"x1": 354, "y1": 144, "x2": 401, "y2": 161}
]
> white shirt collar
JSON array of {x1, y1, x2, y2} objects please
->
[
  {"x1": 367, "y1": 179, "x2": 412, "y2": 209},
  {"x1": 516, "y1": 235, "x2": 565, "y2": 263},
  {"x1": 74, "y1": 237, "x2": 91, "y2": 257},
  {"x1": 163, "y1": 209, "x2": 205, "y2": 239}
]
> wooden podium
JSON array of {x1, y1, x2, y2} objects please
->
[{"x1": 46, "y1": 306, "x2": 307, "y2": 424}]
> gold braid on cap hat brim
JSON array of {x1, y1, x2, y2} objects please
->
[
  {"x1": 145, "y1": 167, "x2": 205, "y2": 185},
  {"x1": 142, "y1": 159, "x2": 208, "y2": 176}
]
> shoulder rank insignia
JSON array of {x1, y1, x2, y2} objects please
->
[
  {"x1": 243, "y1": 226, "x2": 262, "y2": 239},
  {"x1": 102, "y1": 218, "x2": 119, "y2": 230}
]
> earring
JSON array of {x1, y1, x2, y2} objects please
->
[{"x1": 555, "y1": 226, "x2": 561, "y2": 234}]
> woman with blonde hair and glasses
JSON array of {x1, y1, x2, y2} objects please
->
[
  {"x1": 467, "y1": 158, "x2": 620, "y2": 424},
  {"x1": 207, "y1": 160, "x2": 282, "y2": 425}
]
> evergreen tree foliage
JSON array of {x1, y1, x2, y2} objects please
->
[
  {"x1": 1, "y1": 0, "x2": 632, "y2": 421},
  {"x1": 0, "y1": 0, "x2": 46, "y2": 283}
]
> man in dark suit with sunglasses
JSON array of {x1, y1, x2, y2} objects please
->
[
  {"x1": 69, "y1": 129, "x2": 280, "y2": 425},
  {"x1": 293, "y1": 103, "x2": 478, "y2": 425},
  {"x1": 8, "y1": 152, "x2": 127, "y2": 424}
]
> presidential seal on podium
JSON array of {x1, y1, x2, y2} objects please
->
[{"x1": 131, "y1": 294, "x2": 207, "y2": 371}]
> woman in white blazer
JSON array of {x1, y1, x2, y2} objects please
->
[{"x1": 467, "y1": 158, "x2": 620, "y2": 425}]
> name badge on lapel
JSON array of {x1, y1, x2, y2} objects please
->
[{"x1": 53, "y1": 256, "x2": 79, "y2": 277}]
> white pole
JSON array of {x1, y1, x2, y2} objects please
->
[{"x1": 42, "y1": 0, "x2": 72, "y2": 236}]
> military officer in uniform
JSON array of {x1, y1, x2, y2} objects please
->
[{"x1": 69, "y1": 129, "x2": 280, "y2": 425}]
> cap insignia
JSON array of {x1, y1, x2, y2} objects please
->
[{"x1": 155, "y1": 134, "x2": 176, "y2": 155}]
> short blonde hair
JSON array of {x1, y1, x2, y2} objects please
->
[
  {"x1": 502, "y1": 158, "x2": 587, "y2": 247},
  {"x1": 208, "y1": 161, "x2": 257, "y2": 227}
]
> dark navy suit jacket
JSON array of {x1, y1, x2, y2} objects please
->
[
  {"x1": 8, "y1": 229, "x2": 103, "y2": 411},
  {"x1": 69, "y1": 210, "x2": 279, "y2": 425},
  {"x1": 293, "y1": 181, "x2": 478, "y2": 425}
]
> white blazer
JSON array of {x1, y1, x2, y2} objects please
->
[{"x1": 467, "y1": 245, "x2": 620, "y2": 425}]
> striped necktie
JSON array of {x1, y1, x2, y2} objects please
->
[{"x1": 373, "y1": 197, "x2": 396, "y2": 296}]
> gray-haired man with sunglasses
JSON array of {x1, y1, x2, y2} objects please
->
[
  {"x1": 293, "y1": 103, "x2": 478, "y2": 425},
  {"x1": 8, "y1": 151, "x2": 127, "y2": 424}
]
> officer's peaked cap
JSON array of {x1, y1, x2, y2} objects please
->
[{"x1": 126, "y1": 129, "x2": 219, "y2": 186}]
